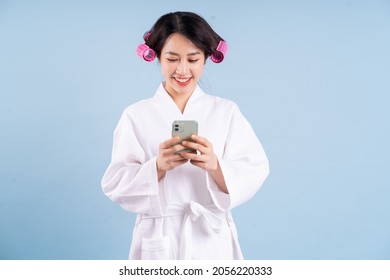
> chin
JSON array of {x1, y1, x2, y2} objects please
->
[
  {"x1": 178, "y1": 86, "x2": 195, "y2": 95},
  {"x1": 172, "y1": 82, "x2": 195, "y2": 94}
]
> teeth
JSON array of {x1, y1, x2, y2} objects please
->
[{"x1": 175, "y1": 78, "x2": 190, "y2": 83}]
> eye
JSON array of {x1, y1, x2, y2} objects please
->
[
  {"x1": 188, "y1": 59, "x2": 199, "y2": 63},
  {"x1": 167, "y1": 58, "x2": 178, "y2": 62}
]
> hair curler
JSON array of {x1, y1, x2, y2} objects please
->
[
  {"x1": 210, "y1": 40, "x2": 228, "y2": 63},
  {"x1": 136, "y1": 43, "x2": 156, "y2": 62},
  {"x1": 143, "y1": 32, "x2": 151, "y2": 42},
  {"x1": 136, "y1": 31, "x2": 156, "y2": 62}
]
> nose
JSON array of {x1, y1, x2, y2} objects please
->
[{"x1": 175, "y1": 60, "x2": 189, "y2": 75}]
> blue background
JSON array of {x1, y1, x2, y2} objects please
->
[{"x1": 1, "y1": 0, "x2": 389, "y2": 260}]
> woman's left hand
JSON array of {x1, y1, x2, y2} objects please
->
[
  {"x1": 181, "y1": 135, "x2": 228, "y2": 193},
  {"x1": 180, "y1": 135, "x2": 218, "y2": 171}
]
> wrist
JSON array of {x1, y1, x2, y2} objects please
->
[{"x1": 156, "y1": 158, "x2": 166, "y2": 180}]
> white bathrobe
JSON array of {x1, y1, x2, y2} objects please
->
[{"x1": 101, "y1": 83, "x2": 269, "y2": 259}]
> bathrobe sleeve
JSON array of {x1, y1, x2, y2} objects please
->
[
  {"x1": 101, "y1": 109, "x2": 164, "y2": 215},
  {"x1": 207, "y1": 104, "x2": 269, "y2": 210}
]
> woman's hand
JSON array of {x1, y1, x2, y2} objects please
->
[
  {"x1": 181, "y1": 135, "x2": 228, "y2": 193},
  {"x1": 180, "y1": 135, "x2": 218, "y2": 171},
  {"x1": 156, "y1": 136, "x2": 188, "y2": 180}
]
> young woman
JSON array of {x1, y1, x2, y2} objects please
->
[{"x1": 101, "y1": 11, "x2": 269, "y2": 260}]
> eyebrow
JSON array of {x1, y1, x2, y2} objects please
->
[{"x1": 164, "y1": 51, "x2": 202, "y2": 56}]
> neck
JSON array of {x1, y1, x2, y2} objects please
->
[{"x1": 163, "y1": 82, "x2": 195, "y2": 113}]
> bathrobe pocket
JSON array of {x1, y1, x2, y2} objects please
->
[{"x1": 141, "y1": 236, "x2": 174, "y2": 260}]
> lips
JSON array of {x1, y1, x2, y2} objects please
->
[{"x1": 174, "y1": 77, "x2": 192, "y2": 86}]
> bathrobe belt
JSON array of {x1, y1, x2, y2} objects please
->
[{"x1": 140, "y1": 201, "x2": 228, "y2": 259}]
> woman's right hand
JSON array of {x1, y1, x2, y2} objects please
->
[{"x1": 156, "y1": 136, "x2": 189, "y2": 180}]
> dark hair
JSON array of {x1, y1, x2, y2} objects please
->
[{"x1": 144, "y1": 12, "x2": 225, "y2": 60}]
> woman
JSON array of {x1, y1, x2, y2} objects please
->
[{"x1": 101, "y1": 11, "x2": 269, "y2": 260}]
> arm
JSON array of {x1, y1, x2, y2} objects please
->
[
  {"x1": 216, "y1": 106, "x2": 269, "y2": 209},
  {"x1": 207, "y1": 161, "x2": 228, "y2": 194},
  {"x1": 182, "y1": 105, "x2": 269, "y2": 210},
  {"x1": 181, "y1": 135, "x2": 228, "y2": 193},
  {"x1": 101, "y1": 112, "x2": 163, "y2": 215}
]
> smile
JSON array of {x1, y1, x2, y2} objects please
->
[{"x1": 174, "y1": 77, "x2": 192, "y2": 86}]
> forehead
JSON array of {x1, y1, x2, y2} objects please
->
[{"x1": 162, "y1": 33, "x2": 204, "y2": 55}]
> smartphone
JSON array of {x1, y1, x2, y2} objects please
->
[{"x1": 171, "y1": 120, "x2": 198, "y2": 154}]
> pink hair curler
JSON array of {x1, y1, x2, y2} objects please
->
[
  {"x1": 136, "y1": 43, "x2": 156, "y2": 62},
  {"x1": 143, "y1": 32, "x2": 151, "y2": 42},
  {"x1": 210, "y1": 40, "x2": 228, "y2": 63}
]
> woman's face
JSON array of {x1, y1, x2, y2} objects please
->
[{"x1": 160, "y1": 33, "x2": 205, "y2": 98}]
